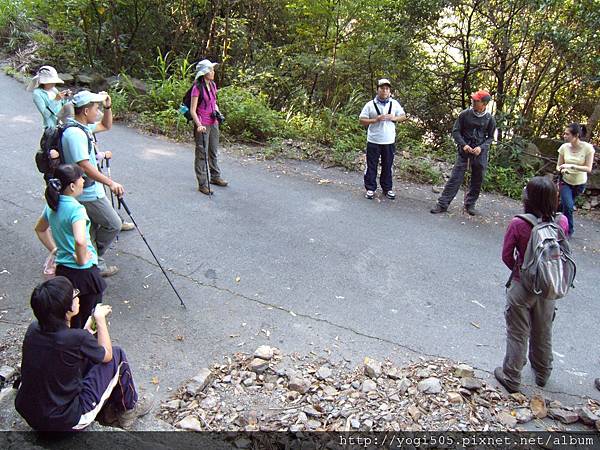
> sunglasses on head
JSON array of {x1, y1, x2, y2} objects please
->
[{"x1": 72, "y1": 289, "x2": 80, "y2": 299}]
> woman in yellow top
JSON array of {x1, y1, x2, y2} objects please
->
[{"x1": 556, "y1": 123, "x2": 595, "y2": 237}]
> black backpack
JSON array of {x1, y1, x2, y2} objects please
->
[
  {"x1": 35, "y1": 123, "x2": 92, "y2": 178},
  {"x1": 178, "y1": 80, "x2": 217, "y2": 122}
]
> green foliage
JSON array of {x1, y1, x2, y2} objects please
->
[
  {"x1": 400, "y1": 159, "x2": 443, "y2": 185},
  {"x1": 6, "y1": 0, "x2": 598, "y2": 199},
  {"x1": 219, "y1": 86, "x2": 284, "y2": 141}
]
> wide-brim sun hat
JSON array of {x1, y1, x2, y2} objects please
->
[
  {"x1": 195, "y1": 59, "x2": 218, "y2": 79},
  {"x1": 72, "y1": 90, "x2": 108, "y2": 107},
  {"x1": 27, "y1": 65, "x2": 64, "y2": 91}
]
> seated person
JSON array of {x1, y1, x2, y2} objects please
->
[{"x1": 15, "y1": 277, "x2": 153, "y2": 431}]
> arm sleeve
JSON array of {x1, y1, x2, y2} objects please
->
[
  {"x1": 71, "y1": 204, "x2": 87, "y2": 224},
  {"x1": 394, "y1": 101, "x2": 405, "y2": 116},
  {"x1": 191, "y1": 84, "x2": 200, "y2": 98},
  {"x1": 501, "y1": 219, "x2": 519, "y2": 270},
  {"x1": 359, "y1": 103, "x2": 371, "y2": 119},
  {"x1": 42, "y1": 206, "x2": 49, "y2": 222},
  {"x1": 79, "y1": 331, "x2": 106, "y2": 364},
  {"x1": 481, "y1": 115, "x2": 496, "y2": 151},
  {"x1": 32, "y1": 91, "x2": 54, "y2": 122},
  {"x1": 557, "y1": 144, "x2": 565, "y2": 156},
  {"x1": 451, "y1": 113, "x2": 467, "y2": 148},
  {"x1": 63, "y1": 128, "x2": 90, "y2": 164}
]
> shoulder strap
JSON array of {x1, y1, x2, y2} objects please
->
[
  {"x1": 372, "y1": 100, "x2": 381, "y2": 115},
  {"x1": 63, "y1": 123, "x2": 95, "y2": 156},
  {"x1": 46, "y1": 106, "x2": 57, "y2": 117},
  {"x1": 515, "y1": 213, "x2": 539, "y2": 228},
  {"x1": 387, "y1": 101, "x2": 393, "y2": 114}
]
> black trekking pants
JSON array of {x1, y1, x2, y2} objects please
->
[{"x1": 437, "y1": 148, "x2": 488, "y2": 208}]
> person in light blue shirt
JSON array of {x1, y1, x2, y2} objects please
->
[
  {"x1": 34, "y1": 164, "x2": 106, "y2": 329},
  {"x1": 27, "y1": 65, "x2": 73, "y2": 129},
  {"x1": 61, "y1": 90, "x2": 125, "y2": 277}
]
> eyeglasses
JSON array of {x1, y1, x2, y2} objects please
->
[{"x1": 72, "y1": 289, "x2": 80, "y2": 299}]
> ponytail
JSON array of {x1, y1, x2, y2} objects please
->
[
  {"x1": 44, "y1": 164, "x2": 84, "y2": 212},
  {"x1": 45, "y1": 178, "x2": 62, "y2": 211}
]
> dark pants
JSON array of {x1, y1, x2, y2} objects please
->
[
  {"x1": 364, "y1": 142, "x2": 395, "y2": 192},
  {"x1": 502, "y1": 281, "x2": 556, "y2": 390},
  {"x1": 437, "y1": 149, "x2": 488, "y2": 208},
  {"x1": 194, "y1": 124, "x2": 221, "y2": 188},
  {"x1": 75, "y1": 346, "x2": 138, "y2": 429},
  {"x1": 559, "y1": 182, "x2": 585, "y2": 236}
]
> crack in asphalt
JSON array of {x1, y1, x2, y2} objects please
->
[
  {"x1": 0, "y1": 196, "x2": 39, "y2": 214},
  {"x1": 117, "y1": 249, "x2": 591, "y2": 402}
]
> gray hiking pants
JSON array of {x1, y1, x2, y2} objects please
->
[
  {"x1": 502, "y1": 280, "x2": 556, "y2": 390},
  {"x1": 194, "y1": 124, "x2": 221, "y2": 188},
  {"x1": 80, "y1": 196, "x2": 122, "y2": 270},
  {"x1": 437, "y1": 149, "x2": 488, "y2": 208}
]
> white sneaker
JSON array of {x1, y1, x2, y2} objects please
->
[
  {"x1": 365, "y1": 190, "x2": 374, "y2": 199},
  {"x1": 385, "y1": 190, "x2": 396, "y2": 200}
]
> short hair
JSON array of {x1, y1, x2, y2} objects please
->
[
  {"x1": 74, "y1": 103, "x2": 94, "y2": 115},
  {"x1": 523, "y1": 176, "x2": 558, "y2": 222},
  {"x1": 30, "y1": 277, "x2": 74, "y2": 332}
]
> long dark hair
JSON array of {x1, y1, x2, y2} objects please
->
[
  {"x1": 566, "y1": 123, "x2": 587, "y2": 140},
  {"x1": 523, "y1": 176, "x2": 558, "y2": 222},
  {"x1": 195, "y1": 77, "x2": 215, "y2": 107},
  {"x1": 30, "y1": 276, "x2": 74, "y2": 332},
  {"x1": 45, "y1": 164, "x2": 84, "y2": 211}
]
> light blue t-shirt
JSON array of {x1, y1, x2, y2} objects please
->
[
  {"x1": 42, "y1": 196, "x2": 98, "y2": 269},
  {"x1": 61, "y1": 119, "x2": 104, "y2": 202},
  {"x1": 32, "y1": 88, "x2": 67, "y2": 129}
]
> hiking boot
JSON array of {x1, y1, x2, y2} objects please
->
[
  {"x1": 365, "y1": 190, "x2": 374, "y2": 200},
  {"x1": 118, "y1": 394, "x2": 155, "y2": 430},
  {"x1": 494, "y1": 367, "x2": 520, "y2": 394},
  {"x1": 430, "y1": 204, "x2": 447, "y2": 214},
  {"x1": 198, "y1": 185, "x2": 212, "y2": 195},
  {"x1": 385, "y1": 190, "x2": 396, "y2": 200},
  {"x1": 121, "y1": 221, "x2": 135, "y2": 232},
  {"x1": 210, "y1": 178, "x2": 228, "y2": 187},
  {"x1": 464, "y1": 205, "x2": 479, "y2": 216},
  {"x1": 594, "y1": 378, "x2": 600, "y2": 391},
  {"x1": 100, "y1": 265, "x2": 119, "y2": 278}
]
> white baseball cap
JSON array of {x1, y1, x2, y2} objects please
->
[{"x1": 377, "y1": 78, "x2": 392, "y2": 87}]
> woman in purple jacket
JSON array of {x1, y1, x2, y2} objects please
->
[{"x1": 494, "y1": 176, "x2": 569, "y2": 393}]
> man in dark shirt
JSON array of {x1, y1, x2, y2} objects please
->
[
  {"x1": 431, "y1": 90, "x2": 496, "y2": 215},
  {"x1": 15, "y1": 277, "x2": 152, "y2": 431}
]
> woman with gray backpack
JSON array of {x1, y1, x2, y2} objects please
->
[{"x1": 494, "y1": 176, "x2": 575, "y2": 393}]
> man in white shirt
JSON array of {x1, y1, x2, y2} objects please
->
[{"x1": 359, "y1": 79, "x2": 407, "y2": 199}]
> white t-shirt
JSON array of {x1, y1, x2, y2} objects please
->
[{"x1": 359, "y1": 97, "x2": 405, "y2": 145}]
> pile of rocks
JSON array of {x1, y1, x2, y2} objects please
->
[{"x1": 159, "y1": 347, "x2": 600, "y2": 432}]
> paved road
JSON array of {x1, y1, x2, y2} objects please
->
[{"x1": 1, "y1": 72, "x2": 599, "y2": 418}]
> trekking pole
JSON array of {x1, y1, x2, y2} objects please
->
[
  {"x1": 106, "y1": 157, "x2": 116, "y2": 210},
  {"x1": 203, "y1": 131, "x2": 212, "y2": 196},
  {"x1": 117, "y1": 197, "x2": 186, "y2": 308}
]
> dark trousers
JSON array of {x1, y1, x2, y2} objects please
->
[
  {"x1": 364, "y1": 142, "x2": 395, "y2": 192},
  {"x1": 75, "y1": 346, "x2": 138, "y2": 429},
  {"x1": 437, "y1": 149, "x2": 488, "y2": 208},
  {"x1": 559, "y1": 182, "x2": 585, "y2": 236}
]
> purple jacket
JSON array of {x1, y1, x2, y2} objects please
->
[{"x1": 502, "y1": 215, "x2": 569, "y2": 282}]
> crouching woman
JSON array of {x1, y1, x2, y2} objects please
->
[{"x1": 15, "y1": 277, "x2": 152, "y2": 431}]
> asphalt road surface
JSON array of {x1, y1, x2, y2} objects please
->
[{"x1": 1, "y1": 72, "x2": 599, "y2": 420}]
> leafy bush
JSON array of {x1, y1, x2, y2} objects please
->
[{"x1": 219, "y1": 86, "x2": 284, "y2": 141}]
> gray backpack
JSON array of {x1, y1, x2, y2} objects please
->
[{"x1": 517, "y1": 213, "x2": 576, "y2": 300}]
